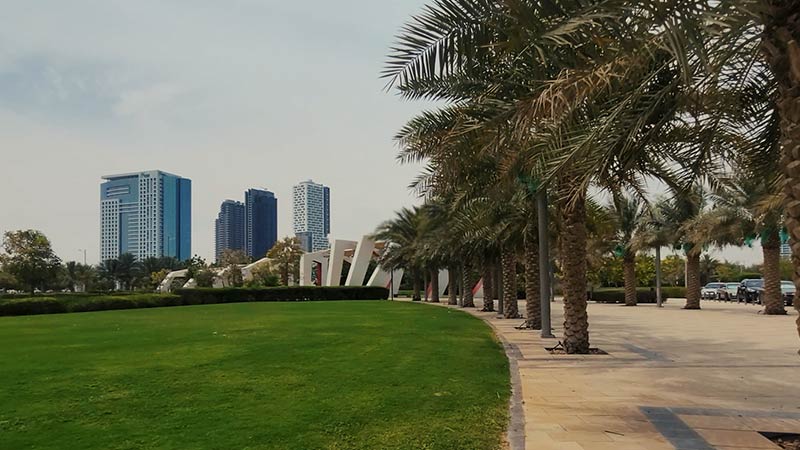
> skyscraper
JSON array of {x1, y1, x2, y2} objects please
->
[
  {"x1": 215, "y1": 200, "x2": 245, "y2": 262},
  {"x1": 100, "y1": 170, "x2": 191, "y2": 261},
  {"x1": 292, "y1": 180, "x2": 330, "y2": 252},
  {"x1": 245, "y1": 189, "x2": 278, "y2": 259}
]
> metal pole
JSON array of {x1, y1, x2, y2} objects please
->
[
  {"x1": 538, "y1": 188, "x2": 555, "y2": 338},
  {"x1": 390, "y1": 270, "x2": 394, "y2": 301},
  {"x1": 655, "y1": 246, "x2": 663, "y2": 307}
]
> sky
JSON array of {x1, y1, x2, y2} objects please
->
[
  {"x1": 0, "y1": 0, "x2": 762, "y2": 266},
  {"x1": 0, "y1": 0, "x2": 433, "y2": 264}
]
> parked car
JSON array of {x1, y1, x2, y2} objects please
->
[
  {"x1": 782, "y1": 281, "x2": 795, "y2": 306},
  {"x1": 737, "y1": 279, "x2": 763, "y2": 303},
  {"x1": 716, "y1": 283, "x2": 739, "y2": 301},
  {"x1": 701, "y1": 282, "x2": 726, "y2": 299}
]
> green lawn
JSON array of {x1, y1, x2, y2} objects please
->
[{"x1": 0, "y1": 301, "x2": 509, "y2": 450}]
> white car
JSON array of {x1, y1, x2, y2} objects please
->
[
  {"x1": 701, "y1": 282, "x2": 726, "y2": 299},
  {"x1": 716, "y1": 283, "x2": 739, "y2": 301}
]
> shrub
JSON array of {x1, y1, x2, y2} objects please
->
[
  {"x1": 175, "y1": 286, "x2": 389, "y2": 304},
  {"x1": 660, "y1": 286, "x2": 687, "y2": 298},
  {"x1": 0, "y1": 287, "x2": 389, "y2": 317},
  {"x1": 0, "y1": 297, "x2": 67, "y2": 316},
  {"x1": 589, "y1": 289, "x2": 657, "y2": 304}
]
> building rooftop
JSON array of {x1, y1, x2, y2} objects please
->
[{"x1": 102, "y1": 170, "x2": 183, "y2": 180}]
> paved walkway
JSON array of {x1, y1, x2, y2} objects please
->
[{"x1": 436, "y1": 299, "x2": 800, "y2": 450}]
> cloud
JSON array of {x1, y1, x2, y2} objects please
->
[{"x1": 113, "y1": 83, "x2": 185, "y2": 118}]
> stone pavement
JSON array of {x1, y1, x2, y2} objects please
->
[{"x1": 436, "y1": 299, "x2": 800, "y2": 450}]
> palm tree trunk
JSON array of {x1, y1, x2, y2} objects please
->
[
  {"x1": 482, "y1": 263, "x2": 494, "y2": 312},
  {"x1": 623, "y1": 253, "x2": 637, "y2": 306},
  {"x1": 412, "y1": 269, "x2": 421, "y2": 301},
  {"x1": 761, "y1": 0, "x2": 800, "y2": 343},
  {"x1": 462, "y1": 262, "x2": 475, "y2": 308},
  {"x1": 448, "y1": 266, "x2": 458, "y2": 305},
  {"x1": 423, "y1": 271, "x2": 429, "y2": 301},
  {"x1": 501, "y1": 247, "x2": 519, "y2": 318},
  {"x1": 496, "y1": 264, "x2": 504, "y2": 316},
  {"x1": 762, "y1": 229, "x2": 786, "y2": 315},
  {"x1": 524, "y1": 236, "x2": 541, "y2": 329},
  {"x1": 430, "y1": 268, "x2": 440, "y2": 303},
  {"x1": 561, "y1": 193, "x2": 590, "y2": 354},
  {"x1": 684, "y1": 252, "x2": 701, "y2": 309}
]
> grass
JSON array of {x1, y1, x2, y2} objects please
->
[{"x1": 0, "y1": 301, "x2": 510, "y2": 450}]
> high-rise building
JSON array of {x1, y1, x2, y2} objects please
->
[
  {"x1": 215, "y1": 200, "x2": 245, "y2": 262},
  {"x1": 100, "y1": 170, "x2": 191, "y2": 261},
  {"x1": 292, "y1": 180, "x2": 330, "y2": 252},
  {"x1": 245, "y1": 189, "x2": 278, "y2": 259}
]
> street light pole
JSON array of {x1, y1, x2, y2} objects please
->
[
  {"x1": 655, "y1": 246, "x2": 663, "y2": 307},
  {"x1": 537, "y1": 188, "x2": 555, "y2": 338}
]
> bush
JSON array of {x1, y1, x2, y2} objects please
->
[
  {"x1": 589, "y1": 289, "x2": 657, "y2": 304},
  {"x1": 0, "y1": 287, "x2": 389, "y2": 317},
  {"x1": 0, "y1": 294, "x2": 180, "y2": 316},
  {"x1": 660, "y1": 286, "x2": 686, "y2": 298},
  {"x1": 175, "y1": 286, "x2": 389, "y2": 304},
  {"x1": 0, "y1": 297, "x2": 68, "y2": 315}
]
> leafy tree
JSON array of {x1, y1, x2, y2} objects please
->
[
  {"x1": 635, "y1": 255, "x2": 656, "y2": 287},
  {"x1": 64, "y1": 261, "x2": 79, "y2": 292},
  {"x1": 223, "y1": 265, "x2": 244, "y2": 287},
  {"x1": 0, "y1": 230, "x2": 61, "y2": 294},
  {"x1": 219, "y1": 249, "x2": 250, "y2": 266},
  {"x1": 661, "y1": 255, "x2": 686, "y2": 287},
  {"x1": 150, "y1": 269, "x2": 171, "y2": 291},
  {"x1": 267, "y1": 237, "x2": 303, "y2": 286},
  {"x1": 247, "y1": 263, "x2": 280, "y2": 287},
  {"x1": 0, "y1": 270, "x2": 18, "y2": 290},
  {"x1": 185, "y1": 255, "x2": 208, "y2": 280},
  {"x1": 194, "y1": 269, "x2": 215, "y2": 288}
]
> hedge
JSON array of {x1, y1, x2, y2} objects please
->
[
  {"x1": 0, "y1": 287, "x2": 390, "y2": 317},
  {"x1": 0, "y1": 294, "x2": 179, "y2": 317},
  {"x1": 175, "y1": 286, "x2": 389, "y2": 304},
  {"x1": 589, "y1": 286, "x2": 686, "y2": 303}
]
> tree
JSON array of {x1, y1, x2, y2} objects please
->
[
  {"x1": 267, "y1": 237, "x2": 303, "y2": 286},
  {"x1": 64, "y1": 261, "x2": 79, "y2": 292},
  {"x1": 219, "y1": 249, "x2": 250, "y2": 266},
  {"x1": 248, "y1": 263, "x2": 280, "y2": 287},
  {"x1": 606, "y1": 192, "x2": 648, "y2": 306},
  {"x1": 0, "y1": 230, "x2": 61, "y2": 294},
  {"x1": 194, "y1": 270, "x2": 215, "y2": 288},
  {"x1": 661, "y1": 255, "x2": 686, "y2": 287},
  {"x1": 0, "y1": 269, "x2": 19, "y2": 290},
  {"x1": 374, "y1": 207, "x2": 426, "y2": 301}
]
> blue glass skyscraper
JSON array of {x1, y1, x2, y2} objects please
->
[
  {"x1": 215, "y1": 200, "x2": 245, "y2": 262},
  {"x1": 245, "y1": 189, "x2": 278, "y2": 259},
  {"x1": 100, "y1": 170, "x2": 191, "y2": 261}
]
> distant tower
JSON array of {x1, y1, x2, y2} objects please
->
[
  {"x1": 245, "y1": 189, "x2": 278, "y2": 259},
  {"x1": 292, "y1": 180, "x2": 330, "y2": 252},
  {"x1": 100, "y1": 170, "x2": 191, "y2": 261},
  {"x1": 214, "y1": 200, "x2": 245, "y2": 262}
]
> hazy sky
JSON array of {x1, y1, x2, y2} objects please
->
[
  {"x1": 0, "y1": 0, "x2": 761, "y2": 266},
  {"x1": 0, "y1": 0, "x2": 433, "y2": 264}
]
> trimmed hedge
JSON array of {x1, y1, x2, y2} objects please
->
[
  {"x1": 0, "y1": 294, "x2": 179, "y2": 317},
  {"x1": 0, "y1": 287, "x2": 390, "y2": 317},
  {"x1": 589, "y1": 287, "x2": 686, "y2": 303},
  {"x1": 590, "y1": 290, "x2": 657, "y2": 304},
  {"x1": 175, "y1": 286, "x2": 389, "y2": 304}
]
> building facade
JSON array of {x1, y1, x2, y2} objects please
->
[
  {"x1": 292, "y1": 180, "x2": 330, "y2": 252},
  {"x1": 245, "y1": 189, "x2": 278, "y2": 259},
  {"x1": 100, "y1": 170, "x2": 191, "y2": 261},
  {"x1": 214, "y1": 200, "x2": 245, "y2": 262}
]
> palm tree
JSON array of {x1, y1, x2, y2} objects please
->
[
  {"x1": 64, "y1": 261, "x2": 79, "y2": 292},
  {"x1": 606, "y1": 193, "x2": 649, "y2": 306},
  {"x1": 374, "y1": 207, "x2": 426, "y2": 301}
]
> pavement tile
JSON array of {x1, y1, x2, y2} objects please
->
[
  {"x1": 680, "y1": 415, "x2": 754, "y2": 431},
  {"x1": 694, "y1": 429, "x2": 780, "y2": 448}
]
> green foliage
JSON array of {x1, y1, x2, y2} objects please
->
[
  {"x1": 222, "y1": 265, "x2": 244, "y2": 287},
  {"x1": 218, "y1": 249, "x2": 250, "y2": 266},
  {"x1": 661, "y1": 254, "x2": 686, "y2": 286},
  {"x1": 635, "y1": 255, "x2": 656, "y2": 286},
  {"x1": 193, "y1": 270, "x2": 215, "y2": 288},
  {"x1": 0, "y1": 302, "x2": 509, "y2": 450},
  {"x1": 267, "y1": 237, "x2": 303, "y2": 285},
  {"x1": 0, "y1": 270, "x2": 19, "y2": 290},
  {"x1": 0, "y1": 294, "x2": 179, "y2": 316},
  {"x1": 176, "y1": 287, "x2": 390, "y2": 304},
  {"x1": 0, "y1": 230, "x2": 61, "y2": 294},
  {"x1": 247, "y1": 263, "x2": 280, "y2": 287},
  {"x1": 590, "y1": 289, "x2": 659, "y2": 303}
]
